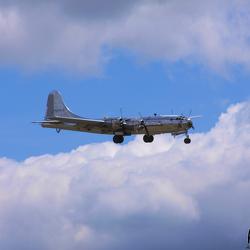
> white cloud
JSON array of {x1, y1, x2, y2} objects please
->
[
  {"x1": 1, "y1": 100, "x2": 250, "y2": 249},
  {"x1": 0, "y1": 0, "x2": 250, "y2": 74}
]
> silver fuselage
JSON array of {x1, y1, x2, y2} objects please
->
[
  {"x1": 33, "y1": 91, "x2": 200, "y2": 143},
  {"x1": 41, "y1": 115, "x2": 192, "y2": 136}
]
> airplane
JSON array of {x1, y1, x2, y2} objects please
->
[{"x1": 33, "y1": 90, "x2": 202, "y2": 144}]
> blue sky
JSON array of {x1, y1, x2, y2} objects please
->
[
  {"x1": 1, "y1": 55, "x2": 249, "y2": 161},
  {"x1": 0, "y1": 0, "x2": 250, "y2": 249}
]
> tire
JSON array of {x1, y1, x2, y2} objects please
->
[
  {"x1": 113, "y1": 135, "x2": 124, "y2": 143},
  {"x1": 143, "y1": 135, "x2": 154, "y2": 143},
  {"x1": 184, "y1": 138, "x2": 191, "y2": 144},
  {"x1": 143, "y1": 135, "x2": 149, "y2": 143},
  {"x1": 148, "y1": 135, "x2": 154, "y2": 143}
]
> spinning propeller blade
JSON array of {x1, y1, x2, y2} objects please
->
[
  {"x1": 137, "y1": 110, "x2": 151, "y2": 135},
  {"x1": 184, "y1": 109, "x2": 202, "y2": 130},
  {"x1": 118, "y1": 106, "x2": 126, "y2": 126},
  {"x1": 188, "y1": 115, "x2": 203, "y2": 120},
  {"x1": 189, "y1": 108, "x2": 192, "y2": 117}
]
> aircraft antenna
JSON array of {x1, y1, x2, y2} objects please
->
[
  {"x1": 138, "y1": 110, "x2": 142, "y2": 118},
  {"x1": 171, "y1": 108, "x2": 173, "y2": 115}
]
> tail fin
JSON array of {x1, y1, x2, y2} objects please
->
[{"x1": 45, "y1": 90, "x2": 81, "y2": 119}]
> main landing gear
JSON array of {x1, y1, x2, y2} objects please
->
[
  {"x1": 113, "y1": 134, "x2": 190, "y2": 144},
  {"x1": 184, "y1": 135, "x2": 191, "y2": 144},
  {"x1": 113, "y1": 134, "x2": 154, "y2": 144},
  {"x1": 143, "y1": 135, "x2": 154, "y2": 143},
  {"x1": 113, "y1": 135, "x2": 124, "y2": 144}
]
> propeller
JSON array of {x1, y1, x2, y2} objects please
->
[
  {"x1": 188, "y1": 115, "x2": 203, "y2": 120},
  {"x1": 119, "y1": 106, "x2": 126, "y2": 127},
  {"x1": 120, "y1": 106, "x2": 123, "y2": 118},
  {"x1": 136, "y1": 110, "x2": 151, "y2": 135},
  {"x1": 189, "y1": 108, "x2": 192, "y2": 117},
  {"x1": 186, "y1": 109, "x2": 203, "y2": 130},
  {"x1": 188, "y1": 119, "x2": 195, "y2": 130},
  {"x1": 177, "y1": 109, "x2": 201, "y2": 130}
]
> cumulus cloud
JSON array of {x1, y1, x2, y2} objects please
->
[
  {"x1": 1, "y1": 100, "x2": 250, "y2": 249},
  {"x1": 0, "y1": 0, "x2": 250, "y2": 74}
]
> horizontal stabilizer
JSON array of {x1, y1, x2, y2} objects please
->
[
  {"x1": 47, "y1": 116, "x2": 105, "y2": 125},
  {"x1": 31, "y1": 120, "x2": 63, "y2": 124}
]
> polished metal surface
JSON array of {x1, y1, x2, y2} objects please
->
[{"x1": 33, "y1": 90, "x2": 202, "y2": 144}]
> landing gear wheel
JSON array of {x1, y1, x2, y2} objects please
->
[
  {"x1": 113, "y1": 135, "x2": 124, "y2": 144},
  {"x1": 143, "y1": 135, "x2": 154, "y2": 143},
  {"x1": 184, "y1": 137, "x2": 191, "y2": 144}
]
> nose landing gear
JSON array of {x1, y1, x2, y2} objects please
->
[{"x1": 184, "y1": 135, "x2": 191, "y2": 144}]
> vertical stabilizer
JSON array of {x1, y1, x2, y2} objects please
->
[{"x1": 45, "y1": 90, "x2": 81, "y2": 119}]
